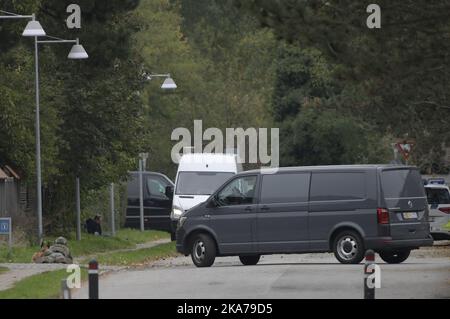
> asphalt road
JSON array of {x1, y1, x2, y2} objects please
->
[{"x1": 73, "y1": 249, "x2": 450, "y2": 299}]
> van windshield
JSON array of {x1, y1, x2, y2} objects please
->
[
  {"x1": 176, "y1": 172, "x2": 234, "y2": 195},
  {"x1": 381, "y1": 169, "x2": 425, "y2": 199}
]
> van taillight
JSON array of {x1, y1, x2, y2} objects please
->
[
  {"x1": 439, "y1": 207, "x2": 450, "y2": 214},
  {"x1": 377, "y1": 208, "x2": 390, "y2": 224}
]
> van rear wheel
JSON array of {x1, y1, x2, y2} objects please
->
[
  {"x1": 190, "y1": 234, "x2": 216, "y2": 267},
  {"x1": 333, "y1": 230, "x2": 365, "y2": 264},
  {"x1": 239, "y1": 255, "x2": 260, "y2": 265},
  {"x1": 379, "y1": 250, "x2": 410, "y2": 264}
]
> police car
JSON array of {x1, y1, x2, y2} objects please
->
[{"x1": 424, "y1": 178, "x2": 450, "y2": 240}]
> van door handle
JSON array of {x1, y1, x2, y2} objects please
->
[
  {"x1": 244, "y1": 206, "x2": 253, "y2": 212},
  {"x1": 204, "y1": 214, "x2": 211, "y2": 219},
  {"x1": 260, "y1": 206, "x2": 270, "y2": 211}
]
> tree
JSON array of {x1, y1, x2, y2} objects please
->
[
  {"x1": 281, "y1": 106, "x2": 391, "y2": 166},
  {"x1": 0, "y1": 0, "x2": 147, "y2": 234},
  {"x1": 238, "y1": 0, "x2": 450, "y2": 172}
]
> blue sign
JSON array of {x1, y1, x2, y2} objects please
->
[{"x1": 0, "y1": 218, "x2": 11, "y2": 234}]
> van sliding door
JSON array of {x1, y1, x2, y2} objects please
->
[{"x1": 256, "y1": 173, "x2": 310, "y2": 253}]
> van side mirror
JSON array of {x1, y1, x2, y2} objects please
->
[
  {"x1": 165, "y1": 186, "x2": 174, "y2": 199},
  {"x1": 207, "y1": 196, "x2": 218, "y2": 208}
]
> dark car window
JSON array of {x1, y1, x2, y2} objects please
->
[
  {"x1": 381, "y1": 169, "x2": 425, "y2": 199},
  {"x1": 310, "y1": 172, "x2": 366, "y2": 201},
  {"x1": 216, "y1": 175, "x2": 257, "y2": 206},
  {"x1": 261, "y1": 173, "x2": 310, "y2": 204},
  {"x1": 147, "y1": 175, "x2": 171, "y2": 198},
  {"x1": 176, "y1": 172, "x2": 234, "y2": 195},
  {"x1": 425, "y1": 187, "x2": 450, "y2": 205}
]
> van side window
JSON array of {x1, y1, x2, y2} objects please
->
[
  {"x1": 216, "y1": 176, "x2": 257, "y2": 206},
  {"x1": 381, "y1": 169, "x2": 424, "y2": 199},
  {"x1": 310, "y1": 172, "x2": 366, "y2": 201},
  {"x1": 147, "y1": 175, "x2": 171, "y2": 198},
  {"x1": 261, "y1": 173, "x2": 310, "y2": 204}
]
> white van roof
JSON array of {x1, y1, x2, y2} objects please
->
[{"x1": 178, "y1": 153, "x2": 242, "y2": 172}]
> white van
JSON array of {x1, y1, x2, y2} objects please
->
[{"x1": 170, "y1": 152, "x2": 242, "y2": 238}]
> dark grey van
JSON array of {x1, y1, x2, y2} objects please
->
[
  {"x1": 176, "y1": 165, "x2": 433, "y2": 267},
  {"x1": 125, "y1": 171, "x2": 174, "y2": 233}
]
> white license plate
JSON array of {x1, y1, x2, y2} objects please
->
[{"x1": 403, "y1": 212, "x2": 418, "y2": 219}]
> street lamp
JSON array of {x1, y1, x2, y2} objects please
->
[
  {"x1": 25, "y1": 34, "x2": 88, "y2": 241},
  {"x1": 1, "y1": 10, "x2": 46, "y2": 241},
  {"x1": 145, "y1": 73, "x2": 177, "y2": 90},
  {"x1": 1, "y1": 10, "x2": 88, "y2": 241}
]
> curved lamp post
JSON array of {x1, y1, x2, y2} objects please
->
[
  {"x1": 1, "y1": 9, "x2": 88, "y2": 241},
  {"x1": 145, "y1": 73, "x2": 177, "y2": 90},
  {"x1": 23, "y1": 34, "x2": 88, "y2": 241}
]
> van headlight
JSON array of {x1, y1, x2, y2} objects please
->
[{"x1": 171, "y1": 206, "x2": 184, "y2": 220}]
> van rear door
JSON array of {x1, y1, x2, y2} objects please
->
[{"x1": 380, "y1": 168, "x2": 430, "y2": 240}]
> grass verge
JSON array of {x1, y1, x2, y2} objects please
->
[
  {"x1": 0, "y1": 268, "x2": 87, "y2": 299},
  {"x1": 0, "y1": 242, "x2": 179, "y2": 298},
  {"x1": 0, "y1": 229, "x2": 169, "y2": 263},
  {"x1": 88, "y1": 241, "x2": 178, "y2": 266},
  {"x1": 0, "y1": 266, "x2": 9, "y2": 274}
]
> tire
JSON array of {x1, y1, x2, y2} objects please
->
[
  {"x1": 379, "y1": 250, "x2": 410, "y2": 264},
  {"x1": 190, "y1": 233, "x2": 216, "y2": 267},
  {"x1": 239, "y1": 255, "x2": 260, "y2": 266},
  {"x1": 333, "y1": 230, "x2": 365, "y2": 264}
]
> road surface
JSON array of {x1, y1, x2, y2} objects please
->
[{"x1": 73, "y1": 248, "x2": 450, "y2": 299}]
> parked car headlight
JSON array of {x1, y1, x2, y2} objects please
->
[{"x1": 171, "y1": 206, "x2": 184, "y2": 220}]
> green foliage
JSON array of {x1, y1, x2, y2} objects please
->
[
  {"x1": 272, "y1": 44, "x2": 338, "y2": 121},
  {"x1": 239, "y1": 0, "x2": 450, "y2": 173},
  {"x1": 0, "y1": 229, "x2": 169, "y2": 263},
  {"x1": 281, "y1": 107, "x2": 390, "y2": 166},
  {"x1": 0, "y1": 1, "x2": 148, "y2": 233}
]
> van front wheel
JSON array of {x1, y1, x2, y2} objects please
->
[
  {"x1": 239, "y1": 255, "x2": 260, "y2": 265},
  {"x1": 190, "y1": 234, "x2": 216, "y2": 267},
  {"x1": 333, "y1": 230, "x2": 365, "y2": 264},
  {"x1": 379, "y1": 250, "x2": 410, "y2": 264}
]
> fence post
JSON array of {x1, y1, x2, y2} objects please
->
[
  {"x1": 139, "y1": 159, "x2": 144, "y2": 232},
  {"x1": 76, "y1": 177, "x2": 81, "y2": 241},
  {"x1": 88, "y1": 259, "x2": 99, "y2": 299},
  {"x1": 364, "y1": 249, "x2": 375, "y2": 299},
  {"x1": 110, "y1": 183, "x2": 115, "y2": 236}
]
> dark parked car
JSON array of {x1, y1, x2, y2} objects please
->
[
  {"x1": 125, "y1": 171, "x2": 174, "y2": 233},
  {"x1": 176, "y1": 165, "x2": 433, "y2": 267}
]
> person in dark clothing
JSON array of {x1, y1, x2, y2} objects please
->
[{"x1": 86, "y1": 215, "x2": 102, "y2": 235}]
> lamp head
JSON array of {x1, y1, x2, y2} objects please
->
[
  {"x1": 161, "y1": 76, "x2": 177, "y2": 90},
  {"x1": 22, "y1": 20, "x2": 46, "y2": 37},
  {"x1": 68, "y1": 40, "x2": 88, "y2": 59}
]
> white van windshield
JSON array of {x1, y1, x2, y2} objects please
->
[{"x1": 176, "y1": 172, "x2": 234, "y2": 195}]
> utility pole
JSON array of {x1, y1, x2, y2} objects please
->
[{"x1": 138, "y1": 153, "x2": 148, "y2": 232}]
